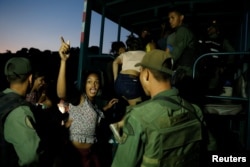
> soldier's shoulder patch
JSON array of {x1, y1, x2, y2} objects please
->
[{"x1": 125, "y1": 122, "x2": 134, "y2": 135}]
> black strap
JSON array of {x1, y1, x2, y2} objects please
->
[
  {"x1": 154, "y1": 96, "x2": 216, "y2": 159},
  {"x1": 0, "y1": 92, "x2": 30, "y2": 128},
  {"x1": 0, "y1": 92, "x2": 30, "y2": 167}
]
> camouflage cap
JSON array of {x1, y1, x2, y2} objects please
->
[
  {"x1": 135, "y1": 49, "x2": 173, "y2": 75},
  {"x1": 4, "y1": 57, "x2": 32, "y2": 76}
]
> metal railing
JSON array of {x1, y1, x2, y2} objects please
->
[{"x1": 192, "y1": 51, "x2": 250, "y2": 150}]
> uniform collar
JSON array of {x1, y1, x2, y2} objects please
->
[
  {"x1": 3, "y1": 88, "x2": 18, "y2": 94},
  {"x1": 152, "y1": 88, "x2": 179, "y2": 100}
]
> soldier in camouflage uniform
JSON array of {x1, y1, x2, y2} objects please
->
[
  {"x1": 111, "y1": 49, "x2": 206, "y2": 167},
  {"x1": 0, "y1": 57, "x2": 40, "y2": 167}
]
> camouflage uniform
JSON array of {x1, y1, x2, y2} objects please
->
[
  {"x1": 2, "y1": 88, "x2": 40, "y2": 166},
  {"x1": 112, "y1": 88, "x2": 203, "y2": 167}
]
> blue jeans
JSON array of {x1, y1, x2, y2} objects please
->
[{"x1": 114, "y1": 73, "x2": 143, "y2": 100}]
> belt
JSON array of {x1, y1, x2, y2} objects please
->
[
  {"x1": 120, "y1": 73, "x2": 138, "y2": 78},
  {"x1": 127, "y1": 74, "x2": 138, "y2": 78}
]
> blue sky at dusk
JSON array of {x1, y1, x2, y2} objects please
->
[{"x1": 0, "y1": 0, "x2": 131, "y2": 53}]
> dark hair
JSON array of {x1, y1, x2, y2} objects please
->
[
  {"x1": 126, "y1": 35, "x2": 143, "y2": 51},
  {"x1": 168, "y1": 6, "x2": 185, "y2": 16},
  {"x1": 207, "y1": 19, "x2": 220, "y2": 31},
  {"x1": 65, "y1": 84, "x2": 82, "y2": 106},
  {"x1": 65, "y1": 69, "x2": 103, "y2": 106},
  {"x1": 81, "y1": 69, "x2": 103, "y2": 90},
  {"x1": 141, "y1": 26, "x2": 151, "y2": 34},
  {"x1": 31, "y1": 70, "x2": 46, "y2": 83},
  {"x1": 110, "y1": 41, "x2": 126, "y2": 56}
]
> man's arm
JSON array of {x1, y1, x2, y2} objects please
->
[
  {"x1": 4, "y1": 106, "x2": 40, "y2": 166},
  {"x1": 170, "y1": 27, "x2": 194, "y2": 62},
  {"x1": 112, "y1": 114, "x2": 144, "y2": 167}
]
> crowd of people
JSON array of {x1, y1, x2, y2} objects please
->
[{"x1": 0, "y1": 6, "x2": 245, "y2": 167}]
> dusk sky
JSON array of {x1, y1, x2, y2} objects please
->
[{"x1": 0, "y1": 0, "x2": 131, "y2": 53}]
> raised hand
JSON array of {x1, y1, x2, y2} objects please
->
[
  {"x1": 103, "y1": 98, "x2": 119, "y2": 111},
  {"x1": 59, "y1": 36, "x2": 70, "y2": 61}
]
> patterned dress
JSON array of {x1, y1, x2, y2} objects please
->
[{"x1": 68, "y1": 95, "x2": 104, "y2": 143}]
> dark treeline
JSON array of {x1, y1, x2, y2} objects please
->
[
  {"x1": 0, "y1": 47, "x2": 80, "y2": 92},
  {"x1": 0, "y1": 46, "x2": 116, "y2": 100}
]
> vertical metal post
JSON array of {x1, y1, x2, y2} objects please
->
[
  {"x1": 244, "y1": 11, "x2": 249, "y2": 51},
  {"x1": 117, "y1": 18, "x2": 121, "y2": 42},
  {"x1": 246, "y1": 29, "x2": 250, "y2": 150},
  {"x1": 242, "y1": 10, "x2": 250, "y2": 151},
  {"x1": 99, "y1": 6, "x2": 105, "y2": 56},
  {"x1": 77, "y1": 0, "x2": 92, "y2": 90}
]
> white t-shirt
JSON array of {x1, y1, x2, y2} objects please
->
[{"x1": 118, "y1": 50, "x2": 146, "y2": 72}]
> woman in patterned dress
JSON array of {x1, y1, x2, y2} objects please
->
[{"x1": 57, "y1": 37, "x2": 118, "y2": 167}]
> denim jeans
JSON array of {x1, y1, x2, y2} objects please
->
[{"x1": 114, "y1": 73, "x2": 143, "y2": 100}]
